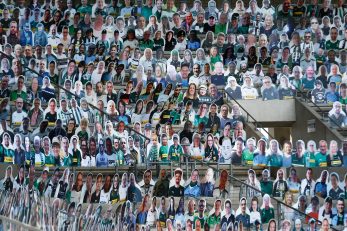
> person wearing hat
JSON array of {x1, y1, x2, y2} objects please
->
[
  {"x1": 34, "y1": 166, "x2": 50, "y2": 196},
  {"x1": 96, "y1": 29, "x2": 111, "y2": 51},
  {"x1": 307, "y1": 218, "x2": 318, "y2": 231},
  {"x1": 168, "y1": 134, "x2": 183, "y2": 162},
  {"x1": 203, "y1": 14, "x2": 216, "y2": 33},
  {"x1": 44, "y1": 167, "x2": 61, "y2": 198},
  {"x1": 174, "y1": 29, "x2": 187, "y2": 51},
  {"x1": 280, "y1": 219, "x2": 291, "y2": 231},
  {"x1": 51, "y1": 136, "x2": 62, "y2": 166},
  {"x1": 181, "y1": 136, "x2": 192, "y2": 158},
  {"x1": 169, "y1": 168, "x2": 184, "y2": 197}
]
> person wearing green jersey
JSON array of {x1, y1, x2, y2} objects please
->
[
  {"x1": 0, "y1": 132, "x2": 14, "y2": 164},
  {"x1": 260, "y1": 194, "x2": 275, "y2": 223},
  {"x1": 168, "y1": 134, "x2": 183, "y2": 162},
  {"x1": 266, "y1": 139, "x2": 283, "y2": 167},
  {"x1": 158, "y1": 197, "x2": 167, "y2": 228},
  {"x1": 305, "y1": 140, "x2": 317, "y2": 167},
  {"x1": 292, "y1": 140, "x2": 305, "y2": 167},
  {"x1": 315, "y1": 140, "x2": 328, "y2": 167},
  {"x1": 260, "y1": 169, "x2": 273, "y2": 196},
  {"x1": 159, "y1": 134, "x2": 169, "y2": 163},
  {"x1": 34, "y1": 167, "x2": 49, "y2": 196},
  {"x1": 242, "y1": 138, "x2": 256, "y2": 166},
  {"x1": 42, "y1": 136, "x2": 55, "y2": 167},
  {"x1": 77, "y1": 0, "x2": 92, "y2": 18},
  {"x1": 194, "y1": 199, "x2": 207, "y2": 228},
  {"x1": 207, "y1": 199, "x2": 222, "y2": 228},
  {"x1": 109, "y1": 174, "x2": 120, "y2": 204}
]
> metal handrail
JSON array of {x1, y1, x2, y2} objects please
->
[
  {"x1": 295, "y1": 89, "x2": 344, "y2": 130},
  {"x1": 224, "y1": 90, "x2": 275, "y2": 140},
  {"x1": 0, "y1": 215, "x2": 41, "y2": 231}
]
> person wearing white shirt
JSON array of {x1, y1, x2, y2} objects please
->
[
  {"x1": 12, "y1": 98, "x2": 28, "y2": 125},
  {"x1": 119, "y1": 173, "x2": 129, "y2": 201},
  {"x1": 99, "y1": 175, "x2": 112, "y2": 204}
]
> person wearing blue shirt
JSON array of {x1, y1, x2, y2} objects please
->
[
  {"x1": 331, "y1": 198, "x2": 347, "y2": 226},
  {"x1": 20, "y1": 23, "x2": 34, "y2": 46},
  {"x1": 325, "y1": 82, "x2": 339, "y2": 104},
  {"x1": 187, "y1": 30, "x2": 201, "y2": 51},
  {"x1": 96, "y1": 139, "x2": 109, "y2": 167},
  {"x1": 184, "y1": 169, "x2": 201, "y2": 197},
  {"x1": 314, "y1": 170, "x2": 328, "y2": 199},
  {"x1": 34, "y1": 23, "x2": 48, "y2": 47},
  {"x1": 253, "y1": 139, "x2": 267, "y2": 166}
]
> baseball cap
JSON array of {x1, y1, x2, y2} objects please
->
[
  {"x1": 144, "y1": 123, "x2": 152, "y2": 130},
  {"x1": 181, "y1": 137, "x2": 190, "y2": 146}
]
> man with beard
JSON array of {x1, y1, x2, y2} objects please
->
[
  {"x1": 80, "y1": 137, "x2": 91, "y2": 167},
  {"x1": 169, "y1": 168, "x2": 184, "y2": 197},
  {"x1": 105, "y1": 137, "x2": 116, "y2": 166},
  {"x1": 45, "y1": 167, "x2": 61, "y2": 198},
  {"x1": 127, "y1": 136, "x2": 139, "y2": 164},
  {"x1": 7, "y1": 21, "x2": 20, "y2": 47},
  {"x1": 115, "y1": 137, "x2": 126, "y2": 166},
  {"x1": 139, "y1": 169, "x2": 155, "y2": 197},
  {"x1": 153, "y1": 169, "x2": 170, "y2": 197},
  {"x1": 189, "y1": 64, "x2": 202, "y2": 86},
  {"x1": 96, "y1": 139, "x2": 108, "y2": 167}
]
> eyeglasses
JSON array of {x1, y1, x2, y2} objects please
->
[{"x1": 311, "y1": 21, "x2": 318, "y2": 24}]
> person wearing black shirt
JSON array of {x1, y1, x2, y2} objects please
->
[
  {"x1": 221, "y1": 200, "x2": 235, "y2": 227},
  {"x1": 45, "y1": 99, "x2": 58, "y2": 123},
  {"x1": 203, "y1": 15, "x2": 216, "y2": 33},
  {"x1": 91, "y1": 174, "x2": 103, "y2": 203},
  {"x1": 179, "y1": 121, "x2": 194, "y2": 143},
  {"x1": 164, "y1": 31, "x2": 177, "y2": 51},
  {"x1": 168, "y1": 169, "x2": 184, "y2": 197}
]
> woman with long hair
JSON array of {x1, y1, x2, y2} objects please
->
[
  {"x1": 183, "y1": 83, "x2": 200, "y2": 108},
  {"x1": 204, "y1": 133, "x2": 219, "y2": 162},
  {"x1": 110, "y1": 174, "x2": 120, "y2": 204},
  {"x1": 70, "y1": 171, "x2": 84, "y2": 204},
  {"x1": 194, "y1": 103, "x2": 209, "y2": 127},
  {"x1": 90, "y1": 173, "x2": 103, "y2": 203},
  {"x1": 131, "y1": 99, "x2": 144, "y2": 124},
  {"x1": 137, "y1": 194, "x2": 150, "y2": 224},
  {"x1": 146, "y1": 196, "x2": 158, "y2": 227},
  {"x1": 327, "y1": 140, "x2": 343, "y2": 167},
  {"x1": 100, "y1": 174, "x2": 112, "y2": 203}
]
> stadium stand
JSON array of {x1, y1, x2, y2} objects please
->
[{"x1": 0, "y1": 0, "x2": 347, "y2": 230}]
